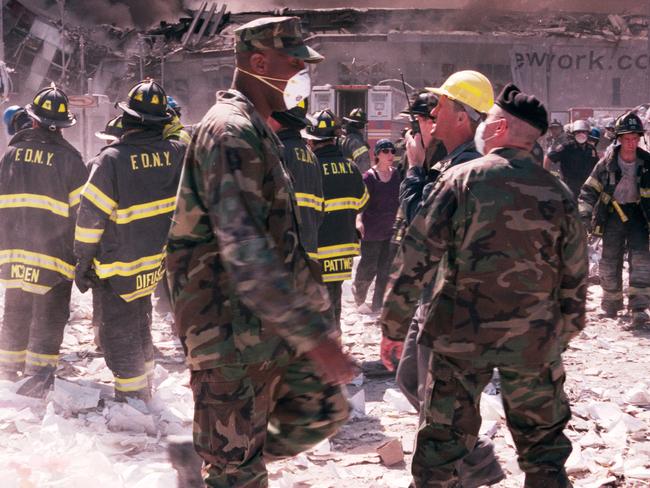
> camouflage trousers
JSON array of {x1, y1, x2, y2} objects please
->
[
  {"x1": 412, "y1": 354, "x2": 573, "y2": 488},
  {"x1": 599, "y1": 204, "x2": 650, "y2": 312},
  {"x1": 190, "y1": 355, "x2": 350, "y2": 487}
]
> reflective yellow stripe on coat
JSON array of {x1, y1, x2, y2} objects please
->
[
  {"x1": 295, "y1": 192, "x2": 324, "y2": 211},
  {"x1": 0, "y1": 193, "x2": 69, "y2": 217},
  {"x1": 93, "y1": 252, "x2": 165, "y2": 279},
  {"x1": 111, "y1": 196, "x2": 177, "y2": 224},
  {"x1": 0, "y1": 249, "x2": 74, "y2": 279},
  {"x1": 82, "y1": 183, "x2": 117, "y2": 216}
]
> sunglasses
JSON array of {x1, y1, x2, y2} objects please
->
[{"x1": 380, "y1": 148, "x2": 396, "y2": 154}]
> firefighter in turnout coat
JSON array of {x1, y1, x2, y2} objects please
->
[
  {"x1": 0, "y1": 85, "x2": 87, "y2": 394},
  {"x1": 74, "y1": 80, "x2": 186, "y2": 401},
  {"x1": 578, "y1": 112, "x2": 650, "y2": 329},
  {"x1": 305, "y1": 109, "x2": 368, "y2": 330}
]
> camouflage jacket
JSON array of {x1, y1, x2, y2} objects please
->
[
  {"x1": 339, "y1": 129, "x2": 371, "y2": 174},
  {"x1": 381, "y1": 147, "x2": 588, "y2": 367},
  {"x1": 578, "y1": 146, "x2": 650, "y2": 235},
  {"x1": 166, "y1": 89, "x2": 332, "y2": 370}
]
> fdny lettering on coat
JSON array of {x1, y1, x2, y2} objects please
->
[
  {"x1": 293, "y1": 147, "x2": 317, "y2": 164},
  {"x1": 10, "y1": 264, "x2": 40, "y2": 283},
  {"x1": 14, "y1": 148, "x2": 54, "y2": 166},
  {"x1": 130, "y1": 151, "x2": 172, "y2": 170},
  {"x1": 322, "y1": 256, "x2": 353, "y2": 273},
  {"x1": 322, "y1": 161, "x2": 355, "y2": 176}
]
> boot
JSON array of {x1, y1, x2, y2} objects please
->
[
  {"x1": 114, "y1": 386, "x2": 151, "y2": 404},
  {"x1": 631, "y1": 310, "x2": 649, "y2": 330},
  {"x1": 458, "y1": 437, "x2": 506, "y2": 488},
  {"x1": 168, "y1": 437, "x2": 204, "y2": 488},
  {"x1": 16, "y1": 371, "x2": 55, "y2": 398},
  {"x1": 601, "y1": 301, "x2": 621, "y2": 318}
]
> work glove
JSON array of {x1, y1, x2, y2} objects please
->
[
  {"x1": 380, "y1": 336, "x2": 404, "y2": 372},
  {"x1": 75, "y1": 259, "x2": 99, "y2": 293}
]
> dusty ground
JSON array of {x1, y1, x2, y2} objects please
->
[{"x1": 1, "y1": 270, "x2": 650, "y2": 487}]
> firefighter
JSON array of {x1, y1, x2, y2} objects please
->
[
  {"x1": 544, "y1": 119, "x2": 598, "y2": 198},
  {"x1": 339, "y1": 107, "x2": 371, "y2": 173},
  {"x1": 305, "y1": 109, "x2": 368, "y2": 330},
  {"x1": 544, "y1": 118, "x2": 567, "y2": 153},
  {"x1": 74, "y1": 79, "x2": 186, "y2": 401},
  {"x1": 89, "y1": 115, "x2": 126, "y2": 352},
  {"x1": 268, "y1": 99, "x2": 324, "y2": 264},
  {"x1": 0, "y1": 85, "x2": 87, "y2": 395},
  {"x1": 3, "y1": 105, "x2": 32, "y2": 136},
  {"x1": 94, "y1": 115, "x2": 124, "y2": 145},
  {"x1": 163, "y1": 95, "x2": 192, "y2": 145},
  {"x1": 579, "y1": 112, "x2": 650, "y2": 329}
]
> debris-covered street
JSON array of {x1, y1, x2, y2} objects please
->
[
  {"x1": 2, "y1": 1, "x2": 650, "y2": 488},
  {"x1": 1, "y1": 274, "x2": 649, "y2": 487}
]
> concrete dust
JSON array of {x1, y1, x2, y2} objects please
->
[{"x1": 0, "y1": 262, "x2": 648, "y2": 486}]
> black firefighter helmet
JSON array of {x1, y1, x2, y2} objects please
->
[
  {"x1": 303, "y1": 109, "x2": 340, "y2": 141},
  {"x1": 25, "y1": 84, "x2": 76, "y2": 130},
  {"x1": 343, "y1": 107, "x2": 367, "y2": 127},
  {"x1": 401, "y1": 92, "x2": 438, "y2": 117},
  {"x1": 614, "y1": 112, "x2": 645, "y2": 137},
  {"x1": 271, "y1": 98, "x2": 310, "y2": 129},
  {"x1": 95, "y1": 115, "x2": 124, "y2": 143},
  {"x1": 117, "y1": 79, "x2": 172, "y2": 123}
]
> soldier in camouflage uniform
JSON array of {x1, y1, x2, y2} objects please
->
[
  {"x1": 166, "y1": 17, "x2": 355, "y2": 487},
  {"x1": 339, "y1": 108, "x2": 371, "y2": 173},
  {"x1": 380, "y1": 84, "x2": 588, "y2": 488}
]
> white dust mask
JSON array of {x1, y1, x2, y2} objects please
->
[
  {"x1": 575, "y1": 133, "x2": 588, "y2": 144},
  {"x1": 237, "y1": 67, "x2": 311, "y2": 110}
]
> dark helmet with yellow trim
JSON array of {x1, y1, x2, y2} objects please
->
[
  {"x1": 614, "y1": 112, "x2": 644, "y2": 137},
  {"x1": 117, "y1": 79, "x2": 172, "y2": 123},
  {"x1": 95, "y1": 115, "x2": 124, "y2": 143},
  {"x1": 25, "y1": 84, "x2": 76, "y2": 129},
  {"x1": 271, "y1": 98, "x2": 309, "y2": 129},
  {"x1": 343, "y1": 107, "x2": 367, "y2": 127},
  {"x1": 303, "y1": 109, "x2": 340, "y2": 141}
]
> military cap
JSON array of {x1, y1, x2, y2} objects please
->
[
  {"x1": 234, "y1": 16, "x2": 323, "y2": 63},
  {"x1": 496, "y1": 83, "x2": 548, "y2": 135}
]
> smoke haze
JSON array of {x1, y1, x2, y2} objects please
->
[
  {"x1": 184, "y1": 0, "x2": 644, "y2": 14},
  {"x1": 68, "y1": 0, "x2": 185, "y2": 28}
]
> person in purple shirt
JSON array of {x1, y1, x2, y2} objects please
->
[{"x1": 353, "y1": 139, "x2": 401, "y2": 313}]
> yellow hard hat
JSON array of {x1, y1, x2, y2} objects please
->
[{"x1": 426, "y1": 70, "x2": 494, "y2": 114}]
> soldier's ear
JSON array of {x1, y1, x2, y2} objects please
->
[{"x1": 249, "y1": 52, "x2": 269, "y2": 75}]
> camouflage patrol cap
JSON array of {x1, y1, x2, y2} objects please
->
[{"x1": 234, "y1": 16, "x2": 323, "y2": 63}]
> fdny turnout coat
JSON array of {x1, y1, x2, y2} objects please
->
[
  {"x1": 0, "y1": 128, "x2": 87, "y2": 294},
  {"x1": 578, "y1": 146, "x2": 650, "y2": 235},
  {"x1": 74, "y1": 129, "x2": 185, "y2": 302},
  {"x1": 314, "y1": 144, "x2": 368, "y2": 283},
  {"x1": 277, "y1": 127, "x2": 324, "y2": 260}
]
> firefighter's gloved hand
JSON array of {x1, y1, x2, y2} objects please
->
[
  {"x1": 380, "y1": 336, "x2": 404, "y2": 372},
  {"x1": 75, "y1": 259, "x2": 99, "y2": 293}
]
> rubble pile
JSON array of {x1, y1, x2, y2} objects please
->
[{"x1": 0, "y1": 276, "x2": 649, "y2": 486}]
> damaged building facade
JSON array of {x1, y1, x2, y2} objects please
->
[{"x1": 1, "y1": 1, "x2": 649, "y2": 153}]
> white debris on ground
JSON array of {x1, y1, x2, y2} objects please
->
[{"x1": 0, "y1": 272, "x2": 649, "y2": 487}]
